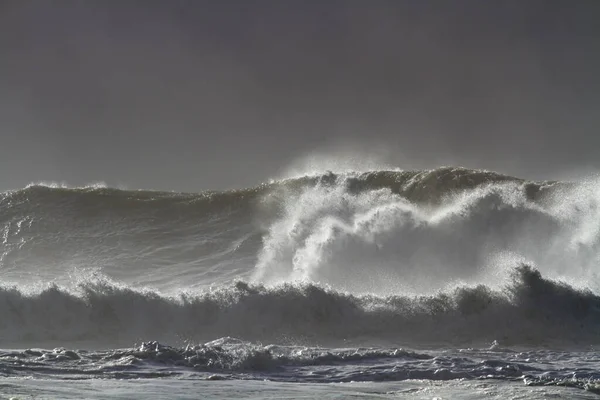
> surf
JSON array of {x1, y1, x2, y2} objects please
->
[{"x1": 1, "y1": 167, "x2": 599, "y2": 349}]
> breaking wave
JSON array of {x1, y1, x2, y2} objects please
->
[
  {"x1": 0, "y1": 265, "x2": 598, "y2": 348},
  {"x1": 1, "y1": 166, "x2": 600, "y2": 349}
]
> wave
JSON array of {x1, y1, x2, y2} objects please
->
[
  {"x1": 2, "y1": 166, "x2": 600, "y2": 323},
  {"x1": 0, "y1": 265, "x2": 598, "y2": 348},
  {"x1": 3, "y1": 167, "x2": 600, "y2": 395},
  {"x1": 1, "y1": 166, "x2": 575, "y2": 289}
]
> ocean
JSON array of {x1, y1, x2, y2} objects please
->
[{"x1": 0, "y1": 166, "x2": 599, "y2": 399}]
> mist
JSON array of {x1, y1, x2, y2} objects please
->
[{"x1": 1, "y1": 0, "x2": 599, "y2": 192}]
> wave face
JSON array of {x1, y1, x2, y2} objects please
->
[{"x1": 1, "y1": 167, "x2": 600, "y2": 348}]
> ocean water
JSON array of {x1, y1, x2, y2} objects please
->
[{"x1": 1, "y1": 167, "x2": 600, "y2": 399}]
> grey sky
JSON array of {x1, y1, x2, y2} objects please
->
[{"x1": 1, "y1": 0, "x2": 599, "y2": 191}]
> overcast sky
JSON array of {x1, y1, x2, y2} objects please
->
[{"x1": 0, "y1": 0, "x2": 599, "y2": 191}]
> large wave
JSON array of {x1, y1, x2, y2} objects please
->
[
  {"x1": 0, "y1": 265, "x2": 598, "y2": 348},
  {"x1": 1, "y1": 167, "x2": 600, "y2": 348}
]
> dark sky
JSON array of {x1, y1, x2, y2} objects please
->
[{"x1": 1, "y1": 0, "x2": 599, "y2": 191}]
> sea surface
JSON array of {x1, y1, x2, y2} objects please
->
[{"x1": 1, "y1": 167, "x2": 600, "y2": 399}]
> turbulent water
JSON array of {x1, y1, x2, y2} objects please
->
[{"x1": 1, "y1": 166, "x2": 600, "y2": 399}]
